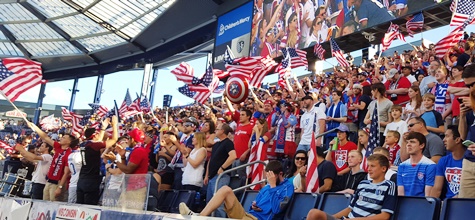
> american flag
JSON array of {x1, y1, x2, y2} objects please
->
[
  {"x1": 0, "y1": 140, "x2": 13, "y2": 154},
  {"x1": 124, "y1": 88, "x2": 132, "y2": 106},
  {"x1": 225, "y1": 56, "x2": 261, "y2": 80},
  {"x1": 224, "y1": 46, "x2": 235, "y2": 65},
  {"x1": 201, "y1": 62, "x2": 214, "y2": 87},
  {"x1": 213, "y1": 84, "x2": 225, "y2": 94},
  {"x1": 314, "y1": 43, "x2": 325, "y2": 60},
  {"x1": 128, "y1": 96, "x2": 141, "y2": 112},
  {"x1": 88, "y1": 103, "x2": 108, "y2": 118},
  {"x1": 171, "y1": 62, "x2": 195, "y2": 84},
  {"x1": 382, "y1": 23, "x2": 405, "y2": 52},
  {"x1": 61, "y1": 107, "x2": 84, "y2": 135},
  {"x1": 140, "y1": 95, "x2": 151, "y2": 112},
  {"x1": 330, "y1": 39, "x2": 350, "y2": 67},
  {"x1": 367, "y1": 103, "x2": 380, "y2": 158},
  {"x1": 178, "y1": 84, "x2": 196, "y2": 98},
  {"x1": 435, "y1": 17, "x2": 470, "y2": 58},
  {"x1": 214, "y1": 69, "x2": 229, "y2": 79},
  {"x1": 280, "y1": 48, "x2": 308, "y2": 69},
  {"x1": 0, "y1": 58, "x2": 43, "y2": 102},
  {"x1": 178, "y1": 84, "x2": 211, "y2": 104},
  {"x1": 306, "y1": 111, "x2": 319, "y2": 193},
  {"x1": 450, "y1": 0, "x2": 475, "y2": 26},
  {"x1": 248, "y1": 139, "x2": 267, "y2": 190},
  {"x1": 40, "y1": 114, "x2": 61, "y2": 131},
  {"x1": 62, "y1": 107, "x2": 72, "y2": 120},
  {"x1": 249, "y1": 56, "x2": 277, "y2": 88},
  {"x1": 79, "y1": 110, "x2": 93, "y2": 126},
  {"x1": 406, "y1": 12, "x2": 424, "y2": 36},
  {"x1": 277, "y1": 52, "x2": 291, "y2": 89}
]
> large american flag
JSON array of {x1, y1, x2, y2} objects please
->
[
  {"x1": 213, "y1": 84, "x2": 225, "y2": 94},
  {"x1": 314, "y1": 43, "x2": 325, "y2": 60},
  {"x1": 61, "y1": 107, "x2": 84, "y2": 135},
  {"x1": 330, "y1": 39, "x2": 350, "y2": 67},
  {"x1": 281, "y1": 48, "x2": 308, "y2": 69},
  {"x1": 225, "y1": 56, "x2": 261, "y2": 80},
  {"x1": 79, "y1": 110, "x2": 93, "y2": 126},
  {"x1": 367, "y1": 103, "x2": 380, "y2": 158},
  {"x1": 128, "y1": 96, "x2": 141, "y2": 112},
  {"x1": 248, "y1": 139, "x2": 267, "y2": 190},
  {"x1": 276, "y1": 53, "x2": 291, "y2": 89},
  {"x1": 178, "y1": 84, "x2": 211, "y2": 104},
  {"x1": 140, "y1": 95, "x2": 151, "y2": 112},
  {"x1": 88, "y1": 103, "x2": 108, "y2": 118},
  {"x1": 406, "y1": 12, "x2": 424, "y2": 36},
  {"x1": 450, "y1": 0, "x2": 475, "y2": 26},
  {"x1": 382, "y1": 23, "x2": 405, "y2": 52},
  {"x1": 214, "y1": 69, "x2": 229, "y2": 79},
  {"x1": 0, "y1": 58, "x2": 43, "y2": 102},
  {"x1": 249, "y1": 56, "x2": 277, "y2": 88},
  {"x1": 435, "y1": 17, "x2": 470, "y2": 58},
  {"x1": 306, "y1": 112, "x2": 319, "y2": 193},
  {"x1": 171, "y1": 62, "x2": 195, "y2": 84}
]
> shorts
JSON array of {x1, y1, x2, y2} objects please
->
[
  {"x1": 159, "y1": 172, "x2": 174, "y2": 185},
  {"x1": 224, "y1": 196, "x2": 258, "y2": 220}
]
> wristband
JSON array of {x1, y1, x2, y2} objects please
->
[{"x1": 221, "y1": 166, "x2": 225, "y2": 170}]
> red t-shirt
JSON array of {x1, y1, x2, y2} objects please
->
[
  {"x1": 448, "y1": 81, "x2": 466, "y2": 117},
  {"x1": 47, "y1": 142, "x2": 72, "y2": 181},
  {"x1": 331, "y1": 141, "x2": 357, "y2": 173},
  {"x1": 384, "y1": 76, "x2": 411, "y2": 105},
  {"x1": 127, "y1": 146, "x2": 149, "y2": 191},
  {"x1": 234, "y1": 123, "x2": 253, "y2": 158},
  {"x1": 387, "y1": 144, "x2": 400, "y2": 165}
]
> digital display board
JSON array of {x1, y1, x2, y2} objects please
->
[{"x1": 250, "y1": 0, "x2": 449, "y2": 57}]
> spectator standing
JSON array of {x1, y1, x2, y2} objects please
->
[
  {"x1": 403, "y1": 85, "x2": 423, "y2": 121},
  {"x1": 431, "y1": 126, "x2": 464, "y2": 199},
  {"x1": 325, "y1": 91, "x2": 348, "y2": 149},
  {"x1": 385, "y1": 68, "x2": 411, "y2": 106},
  {"x1": 383, "y1": 131, "x2": 401, "y2": 165},
  {"x1": 364, "y1": 83, "x2": 393, "y2": 144},
  {"x1": 351, "y1": 83, "x2": 372, "y2": 129},
  {"x1": 232, "y1": 110, "x2": 253, "y2": 186},
  {"x1": 430, "y1": 67, "x2": 452, "y2": 128},
  {"x1": 15, "y1": 142, "x2": 52, "y2": 200},
  {"x1": 447, "y1": 66, "x2": 468, "y2": 126},
  {"x1": 419, "y1": 60, "x2": 439, "y2": 96},
  {"x1": 181, "y1": 132, "x2": 207, "y2": 191},
  {"x1": 420, "y1": 93, "x2": 445, "y2": 134},
  {"x1": 275, "y1": 103, "x2": 298, "y2": 158},
  {"x1": 298, "y1": 95, "x2": 326, "y2": 151},
  {"x1": 169, "y1": 117, "x2": 197, "y2": 190},
  {"x1": 397, "y1": 132, "x2": 436, "y2": 197},
  {"x1": 204, "y1": 123, "x2": 236, "y2": 217},
  {"x1": 384, "y1": 105, "x2": 407, "y2": 147},
  {"x1": 155, "y1": 131, "x2": 177, "y2": 190}
]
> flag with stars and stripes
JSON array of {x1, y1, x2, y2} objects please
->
[
  {"x1": 249, "y1": 55, "x2": 278, "y2": 88},
  {"x1": 382, "y1": 23, "x2": 405, "y2": 52},
  {"x1": 128, "y1": 96, "x2": 141, "y2": 112},
  {"x1": 178, "y1": 84, "x2": 211, "y2": 104},
  {"x1": 140, "y1": 95, "x2": 151, "y2": 112},
  {"x1": 314, "y1": 43, "x2": 325, "y2": 60},
  {"x1": 200, "y1": 62, "x2": 214, "y2": 87},
  {"x1": 306, "y1": 109, "x2": 319, "y2": 193},
  {"x1": 276, "y1": 52, "x2": 291, "y2": 89},
  {"x1": 213, "y1": 83, "x2": 225, "y2": 94},
  {"x1": 79, "y1": 110, "x2": 93, "y2": 126},
  {"x1": 178, "y1": 84, "x2": 196, "y2": 98},
  {"x1": 61, "y1": 107, "x2": 84, "y2": 135},
  {"x1": 124, "y1": 88, "x2": 132, "y2": 106},
  {"x1": 0, "y1": 58, "x2": 44, "y2": 102},
  {"x1": 330, "y1": 39, "x2": 350, "y2": 67},
  {"x1": 280, "y1": 48, "x2": 308, "y2": 69},
  {"x1": 367, "y1": 103, "x2": 380, "y2": 158},
  {"x1": 450, "y1": 0, "x2": 475, "y2": 26},
  {"x1": 88, "y1": 103, "x2": 108, "y2": 118},
  {"x1": 224, "y1": 46, "x2": 235, "y2": 65},
  {"x1": 435, "y1": 16, "x2": 471, "y2": 59},
  {"x1": 214, "y1": 69, "x2": 229, "y2": 79},
  {"x1": 171, "y1": 62, "x2": 195, "y2": 84},
  {"x1": 406, "y1": 12, "x2": 424, "y2": 36}
]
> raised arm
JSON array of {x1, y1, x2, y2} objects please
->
[{"x1": 28, "y1": 122, "x2": 54, "y2": 147}]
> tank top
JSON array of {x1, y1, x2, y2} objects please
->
[{"x1": 182, "y1": 147, "x2": 207, "y2": 187}]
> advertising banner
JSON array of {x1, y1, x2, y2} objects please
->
[
  {"x1": 29, "y1": 201, "x2": 59, "y2": 220},
  {"x1": 213, "y1": 1, "x2": 253, "y2": 70},
  {"x1": 250, "y1": 0, "x2": 449, "y2": 55}
]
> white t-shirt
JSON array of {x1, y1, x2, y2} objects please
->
[
  {"x1": 182, "y1": 147, "x2": 207, "y2": 187},
  {"x1": 301, "y1": 1, "x2": 315, "y2": 43},
  {"x1": 300, "y1": 105, "x2": 326, "y2": 145},
  {"x1": 384, "y1": 120, "x2": 408, "y2": 146},
  {"x1": 32, "y1": 154, "x2": 53, "y2": 185},
  {"x1": 67, "y1": 150, "x2": 82, "y2": 188}
]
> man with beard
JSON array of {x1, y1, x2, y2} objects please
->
[
  {"x1": 298, "y1": 95, "x2": 326, "y2": 151},
  {"x1": 385, "y1": 68, "x2": 411, "y2": 105},
  {"x1": 349, "y1": 84, "x2": 372, "y2": 129},
  {"x1": 419, "y1": 60, "x2": 440, "y2": 96}
]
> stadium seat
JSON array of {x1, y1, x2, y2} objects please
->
[
  {"x1": 440, "y1": 198, "x2": 475, "y2": 220},
  {"x1": 317, "y1": 193, "x2": 352, "y2": 215},
  {"x1": 391, "y1": 196, "x2": 440, "y2": 220},
  {"x1": 240, "y1": 190, "x2": 259, "y2": 212},
  {"x1": 169, "y1": 190, "x2": 196, "y2": 214},
  {"x1": 156, "y1": 190, "x2": 178, "y2": 212},
  {"x1": 284, "y1": 193, "x2": 320, "y2": 220}
]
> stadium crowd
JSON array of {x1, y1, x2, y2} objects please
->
[{"x1": 2, "y1": 35, "x2": 475, "y2": 219}]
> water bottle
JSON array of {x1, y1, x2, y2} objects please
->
[{"x1": 332, "y1": 137, "x2": 339, "y2": 151}]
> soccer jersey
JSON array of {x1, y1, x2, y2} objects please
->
[
  {"x1": 397, "y1": 156, "x2": 436, "y2": 196},
  {"x1": 348, "y1": 179, "x2": 397, "y2": 218},
  {"x1": 436, "y1": 153, "x2": 463, "y2": 198}
]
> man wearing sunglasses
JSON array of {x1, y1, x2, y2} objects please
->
[{"x1": 458, "y1": 63, "x2": 475, "y2": 198}]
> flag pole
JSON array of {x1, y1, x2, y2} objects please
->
[
  {"x1": 165, "y1": 107, "x2": 169, "y2": 124},
  {"x1": 0, "y1": 91, "x2": 29, "y2": 123}
]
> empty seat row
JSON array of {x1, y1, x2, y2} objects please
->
[
  {"x1": 239, "y1": 191, "x2": 475, "y2": 220},
  {"x1": 148, "y1": 190, "x2": 196, "y2": 213}
]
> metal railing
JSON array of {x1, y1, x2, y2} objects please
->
[{"x1": 214, "y1": 160, "x2": 267, "y2": 194}]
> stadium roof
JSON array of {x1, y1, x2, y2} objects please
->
[{"x1": 0, "y1": 0, "x2": 454, "y2": 81}]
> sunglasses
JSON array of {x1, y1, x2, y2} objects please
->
[
  {"x1": 183, "y1": 122, "x2": 194, "y2": 127},
  {"x1": 408, "y1": 122, "x2": 419, "y2": 128},
  {"x1": 465, "y1": 81, "x2": 475, "y2": 88},
  {"x1": 295, "y1": 157, "x2": 306, "y2": 161}
]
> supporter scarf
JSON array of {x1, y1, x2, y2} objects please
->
[
  {"x1": 275, "y1": 112, "x2": 289, "y2": 154},
  {"x1": 326, "y1": 101, "x2": 342, "y2": 135}
]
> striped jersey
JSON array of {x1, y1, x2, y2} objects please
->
[
  {"x1": 348, "y1": 179, "x2": 397, "y2": 218},
  {"x1": 397, "y1": 156, "x2": 436, "y2": 196}
]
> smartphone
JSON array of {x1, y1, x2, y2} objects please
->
[
  {"x1": 463, "y1": 140, "x2": 475, "y2": 147},
  {"x1": 457, "y1": 97, "x2": 464, "y2": 104}
]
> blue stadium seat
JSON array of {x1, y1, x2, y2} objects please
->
[
  {"x1": 391, "y1": 196, "x2": 440, "y2": 220},
  {"x1": 169, "y1": 190, "x2": 196, "y2": 214},
  {"x1": 240, "y1": 190, "x2": 259, "y2": 212},
  {"x1": 284, "y1": 193, "x2": 320, "y2": 220},
  {"x1": 440, "y1": 198, "x2": 475, "y2": 220},
  {"x1": 156, "y1": 190, "x2": 178, "y2": 212},
  {"x1": 317, "y1": 193, "x2": 352, "y2": 215}
]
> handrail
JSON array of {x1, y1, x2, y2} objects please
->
[{"x1": 214, "y1": 160, "x2": 267, "y2": 194}]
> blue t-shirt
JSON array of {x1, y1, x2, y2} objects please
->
[
  {"x1": 397, "y1": 156, "x2": 436, "y2": 196},
  {"x1": 248, "y1": 178, "x2": 294, "y2": 220},
  {"x1": 356, "y1": 0, "x2": 394, "y2": 27},
  {"x1": 464, "y1": 111, "x2": 475, "y2": 162},
  {"x1": 436, "y1": 153, "x2": 462, "y2": 198},
  {"x1": 421, "y1": 110, "x2": 443, "y2": 131}
]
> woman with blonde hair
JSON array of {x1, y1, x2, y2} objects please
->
[{"x1": 181, "y1": 132, "x2": 207, "y2": 191}]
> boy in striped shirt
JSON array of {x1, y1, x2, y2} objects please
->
[{"x1": 306, "y1": 154, "x2": 397, "y2": 220}]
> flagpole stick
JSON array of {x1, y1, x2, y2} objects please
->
[
  {"x1": 0, "y1": 91, "x2": 29, "y2": 123},
  {"x1": 165, "y1": 107, "x2": 169, "y2": 124}
]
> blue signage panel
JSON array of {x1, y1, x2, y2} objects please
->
[{"x1": 215, "y1": 1, "x2": 253, "y2": 46}]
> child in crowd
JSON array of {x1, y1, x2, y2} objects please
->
[
  {"x1": 384, "y1": 105, "x2": 407, "y2": 146},
  {"x1": 383, "y1": 130, "x2": 400, "y2": 165},
  {"x1": 420, "y1": 93, "x2": 444, "y2": 134}
]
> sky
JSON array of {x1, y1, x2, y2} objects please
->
[{"x1": 5, "y1": 24, "x2": 475, "y2": 112}]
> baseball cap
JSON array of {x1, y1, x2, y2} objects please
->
[
  {"x1": 264, "y1": 100, "x2": 274, "y2": 106},
  {"x1": 387, "y1": 68, "x2": 399, "y2": 79},
  {"x1": 128, "y1": 128, "x2": 145, "y2": 143},
  {"x1": 335, "y1": 124, "x2": 349, "y2": 132},
  {"x1": 352, "y1": 84, "x2": 363, "y2": 90},
  {"x1": 185, "y1": 117, "x2": 199, "y2": 127}
]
